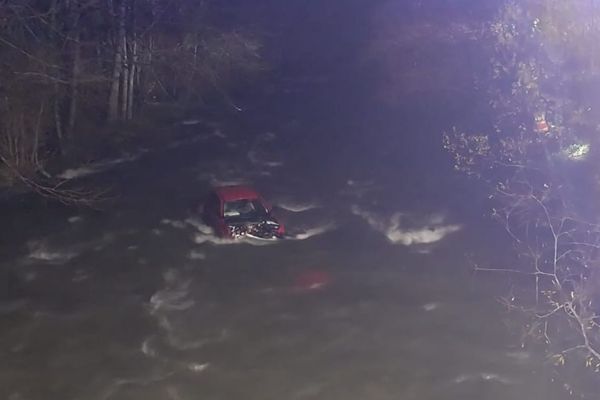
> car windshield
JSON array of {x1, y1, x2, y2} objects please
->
[{"x1": 223, "y1": 199, "x2": 267, "y2": 222}]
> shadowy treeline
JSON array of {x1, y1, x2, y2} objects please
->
[{"x1": 0, "y1": 0, "x2": 263, "y2": 185}]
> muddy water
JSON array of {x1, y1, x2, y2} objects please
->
[{"x1": 0, "y1": 88, "x2": 575, "y2": 399}]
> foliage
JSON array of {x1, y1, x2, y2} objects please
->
[
  {"x1": 444, "y1": 0, "x2": 600, "y2": 387},
  {"x1": 0, "y1": 0, "x2": 264, "y2": 188}
]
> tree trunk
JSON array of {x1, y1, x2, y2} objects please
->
[
  {"x1": 67, "y1": 30, "x2": 81, "y2": 135},
  {"x1": 127, "y1": 38, "x2": 136, "y2": 120},
  {"x1": 33, "y1": 102, "x2": 45, "y2": 167},
  {"x1": 49, "y1": 0, "x2": 63, "y2": 155},
  {"x1": 121, "y1": 35, "x2": 129, "y2": 119},
  {"x1": 54, "y1": 82, "x2": 64, "y2": 154},
  {"x1": 144, "y1": 35, "x2": 154, "y2": 103},
  {"x1": 108, "y1": 0, "x2": 127, "y2": 122}
]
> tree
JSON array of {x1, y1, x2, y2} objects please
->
[
  {"x1": 107, "y1": 0, "x2": 127, "y2": 121},
  {"x1": 0, "y1": 0, "x2": 264, "y2": 194},
  {"x1": 444, "y1": 0, "x2": 600, "y2": 392}
]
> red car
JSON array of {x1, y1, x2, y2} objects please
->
[{"x1": 202, "y1": 185, "x2": 285, "y2": 239}]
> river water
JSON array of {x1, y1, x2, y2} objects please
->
[{"x1": 0, "y1": 80, "x2": 577, "y2": 399}]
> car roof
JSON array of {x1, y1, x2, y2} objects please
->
[{"x1": 213, "y1": 185, "x2": 261, "y2": 202}]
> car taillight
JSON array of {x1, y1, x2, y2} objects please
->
[{"x1": 276, "y1": 223, "x2": 285, "y2": 235}]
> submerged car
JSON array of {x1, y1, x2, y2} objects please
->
[{"x1": 202, "y1": 185, "x2": 285, "y2": 240}]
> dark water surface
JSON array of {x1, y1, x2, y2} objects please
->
[{"x1": 0, "y1": 81, "x2": 575, "y2": 399}]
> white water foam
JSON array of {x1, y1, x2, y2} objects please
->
[
  {"x1": 149, "y1": 272, "x2": 195, "y2": 313},
  {"x1": 141, "y1": 335, "x2": 211, "y2": 378},
  {"x1": 422, "y1": 302, "x2": 440, "y2": 312},
  {"x1": 187, "y1": 363, "x2": 209, "y2": 372},
  {"x1": 28, "y1": 248, "x2": 78, "y2": 263},
  {"x1": 72, "y1": 269, "x2": 89, "y2": 283},
  {"x1": 188, "y1": 250, "x2": 206, "y2": 260},
  {"x1": 160, "y1": 219, "x2": 186, "y2": 229},
  {"x1": 141, "y1": 337, "x2": 158, "y2": 358},
  {"x1": 289, "y1": 223, "x2": 336, "y2": 240},
  {"x1": 150, "y1": 289, "x2": 195, "y2": 312},
  {"x1": 181, "y1": 119, "x2": 202, "y2": 126},
  {"x1": 184, "y1": 218, "x2": 213, "y2": 234},
  {"x1": 453, "y1": 372, "x2": 516, "y2": 385},
  {"x1": 213, "y1": 129, "x2": 227, "y2": 139},
  {"x1": 258, "y1": 132, "x2": 277, "y2": 142},
  {"x1": 247, "y1": 149, "x2": 284, "y2": 168},
  {"x1": 341, "y1": 179, "x2": 379, "y2": 199},
  {"x1": 186, "y1": 216, "x2": 275, "y2": 246},
  {"x1": 386, "y1": 214, "x2": 461, "y2": 245},
  {"x1": 164, "y1": 325, "x2": 226, "y2": 350},
  {"x1": 147, "y1": 271, "x2": 215, "y2": 352},
  {"x1": 209, "y1": 176, "x2": 250, "y2": 187},
  {"x1": 352, "y1": 206, "x2": 461, "y2": 246},
  {"x1": 189, "y1": 211, "x2": 334, "y2": 245},
  {"x1": 98, "y1": 373, "x2": 175, "y2": 400},
  {"x1": 193, "y1": 232, "x2": 278, "y2": 246},
  {"x1": 193, "y1": 223, "x2": 335, "y2": 245},
  {"x1": 276, "y1": 200, "x2": 320, "y2": 213},
  {"x1": 25, "y1": 233, "x2": 117, "y2": 265},
  {"x1": 26, "y1": 240, "x2": 79, "y2": 264},
  {"x1": 197, "y1": 163, "x2": 256, "y2": 186},
  {"x1": 148, "y1": 269, "x2": 227, "y2": 354},
  {"x1": 191, "y1": 225, "x2": 234, "y2": 246},
  {"x1": 58, "y1": 152, "x2": 144, "y2": 180},
  {"x1": 58, "y1": 166, "x2": 95, "y2": 180},
  {"x1": 351, "y1": 206, "x2": 388, "y2": 231}
]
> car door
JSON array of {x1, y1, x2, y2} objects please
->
[
  {"x1": 204, "y1": 193, "x2": 227, "y2": 236},
  {"x1": 204, "y1": 193, "x2": 219, "y2": 223}
]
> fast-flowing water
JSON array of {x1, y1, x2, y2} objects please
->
[{"x1": 0, "y1": 78, "x2": 576, "y2": 400}]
